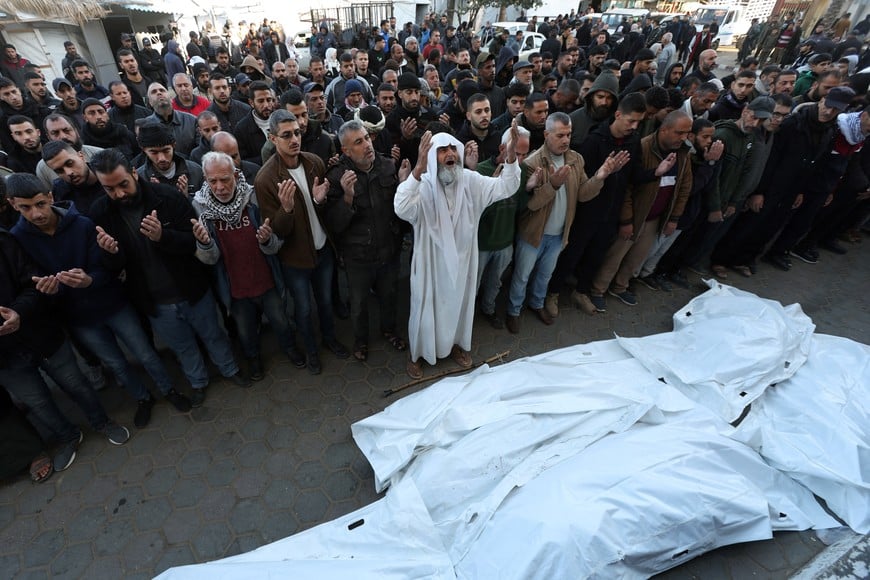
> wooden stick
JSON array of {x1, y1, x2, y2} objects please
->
[{"x1": 384, "y1": 350, "x2": 511, "y2": 397}]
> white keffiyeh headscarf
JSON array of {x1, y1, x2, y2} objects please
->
[
  {"x1": 194, "y1": 172, "x2": 253, "y2": 225},
  {"x1": 837, "y1": 112, "x2": 865, "y2": 146}
]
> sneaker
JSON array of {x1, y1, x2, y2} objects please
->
[
  {"x1": 247, "y1": 356, "x2": 264, "y2": 381},
  {"x1": 54, "y1": 431, "x2": 83, "y2": 472},
  {"x1": 226, "y1": 372, "x2": 252, "y2": 388},
  {"x1": 165, "y1": 389, "x2": 192, "y2": 413},
  {"x1": 286, "y1": 346, "x2": 306, "y2": 369},
  {"x1": 608, "y1": 289, "x2": 638, "y2": 306},
  {"x1": 481, "y1": 310, "x2": 504, "y2": 330},
  {"x1": 763, "y1": 252, "x2": 791, "y2": 271},
  {"x1": 134, "y1": 397, "x2": 155, "y2": 428},
  {"x1": 820, "y1": 239, "x2": 847, "y2": 255},
  {"x1": 323, "y1": 338, "x2": 350, "y2": 359},
  {"x1": 571, "y1": 291, "x2": 598, "y2": 315},
  {"x1": 307, "y1": 352, "x2": 322, "y2": 375},
  {"x1": 505, "y1": 314, "x2": 520, "y2": 334},
  {"x1": 668, "y1": 270, "x2": 690, "y2": 289},
  {"x1": 790, "y1": 247, "x2": 818, "y2": 264},
  {"x1": 190, "y1": 388, "x2": 207, "y2": 408},
  {"x1": 589, "y1": 294, "x2": 607, "y2": 313},
  {"x1": 544, "y1": 293, "x2": 560, "y2": 318},
  {"x1": 100, "y1": 422, "x2": 130, "y2": 445},
  {"x1": 636, "y1": 275, "x2": 661, "y2": 291},
  {"x1": 84, "y1": 364, "x2": 107, "y2": 391}
]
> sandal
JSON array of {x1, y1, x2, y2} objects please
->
[
  {"x1": 352, "y1": 344, "x2": 368, "y2": 362},
  {"x1": 450, "y1": 345, "x2": 473, "y2": 369},
  {"x1": 731, "y1": 265, "x2": 753, "y2": 278},
  {"x1": 29, "y1": 455, "x2": 53, "y2": 484},
  {"x1": 406, "y1": 358, "x2": 423, "y2": 379},
  {"x1": 711, "y1": 264, "x2": 728, "y2": 279},
  {"x1": 383, "y1": 332, "x2": 407, "y2": 351}
]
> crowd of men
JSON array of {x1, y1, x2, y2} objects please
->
[{"x1": 0, "y1": 10, "x2": 869, "y2": 483}]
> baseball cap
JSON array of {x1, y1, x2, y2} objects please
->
[
  {"x1": 825, "y1": 86, "x2": 856, "y2": 111},
  {"x1": 142, "y1": 38, "x2": 152, "y2": 46},
  {"x1": 234, "y1": 73, "x2": 251, "y2": 86},
  {"x1": 52, "y1": 78, "x2": 73, "y2": 92},
  {"x1": 476, "y1": 51, "x2": 495, "y2": 67},
  {"x1": 302, "y1": 81, "x2": 325, "y2": 94},
  {"x1": 747, "y1": 96, "x2": 775, "y2": 119}
]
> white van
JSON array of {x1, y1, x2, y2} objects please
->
[
  {"x1": 692, "y1": 4, "x2": 751, "y2": 48},
  {"x1": 600, "y1": 8, "x2": 650, "y2": 35}
]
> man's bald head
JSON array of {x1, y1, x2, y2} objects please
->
[
  {"x1": 210, "y1": 131, "x2": 243, "y2": 168},
  {"x1": 698, "y1": 49, "x2": 718, "y2": 73}
]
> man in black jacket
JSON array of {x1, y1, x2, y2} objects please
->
[
  {"x1": 235, "y1": 81, "x2": 276, "y2": 165},
  {"x1": 324, "y1": 120, "x2": 405, "y2": 361},
  {"x1": 89, "y1": 149, "x2": 249, "y2": 407},
  {"x1": 206, "y1": 73, "x2": 252, "y2": 133},
  {"x1": 0, "y1": 228, "x2": 129, "y2": 472},
  {"x1": 5, "y1": 115, "x2": 43, "y2": 173},
  {"x1": 81, "y1": 98, "x2": 139, "y2": 161},
  {"x1": 107, "y1": 81, "x2": 150, "y2": 132}
]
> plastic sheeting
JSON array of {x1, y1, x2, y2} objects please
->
[
  {"x1": 617, "y1": 281, "x2": 815, "y2": 422},
  {"x1": 733, "y1": 334, "x2": 870, "y2": 533},
  {"x1": 157, "y1": 284, "x2": 865, "y2": 580}
]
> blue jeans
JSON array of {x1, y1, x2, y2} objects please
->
[
  {"x1": 72, "y1": 304, "x2": 174, "y2": 401},
  {"x1": 477, "y1": 246, "x2": 513, "y2": 315},
  {"x1": 508, "y1": 234, "x2": 563, "y2": 316},
  {"x1": 0, "y1": 340, "x2": 109, "y2": 443},
  {"x1": 281, "y1": 247, "x2": 336, "y2": 354},
  {"x1": 148, "y1": 291, "x2": 239, "y2": 389},
  {"x1": 230, "y1": 287, "x2": 298, "y2": 358}
]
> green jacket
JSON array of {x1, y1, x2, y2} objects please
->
[
  {"x1": 708, "y1": 120, "x2": 756, "y2": 212},
  {"x1": 792, "y1": 70, "x2": 817, "y2": 98},
  {"x1": 477, "y1": 158, "x2": 530, "y2": 251}
]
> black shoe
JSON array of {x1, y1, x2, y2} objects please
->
[
  {"x1": 636, "y1": 275, "x2": 661, "y2": 291},
  {"x1": 653, "y1": 273, "x2": 673, "y2": 292},
  {"x1": 323, "y1": 338, "x2": 349, "y2": 359},
  {"x1": 191, "y1": 388, "x2": 207, "y2": 408},
  {"x1": 227, "y1": 372, "x2": 252, "y2": 388},
  {"x1": 247, "y1": 356, "x2": 264, "y2": 381},
  {"x1": 820, "y1": 239, "x2": 848, "y2": 255},
  {"x1": 763, "y1": 252, "x2": 792, "y2": 271},
  {"x1": 790, "y1": 247, "x2": 819, "y2": 264},
  {"x1": 669, "y1": 270, "x2": 690, "y2": 289},
  {"x1": 134, "y1": 397, "x2": 155, "y2": 428},
  {"x1": 481, "y1": 310, "x2": 504, "y2": 330},
  {"x1": 287, "y1": 346, "x2": 306, "y2": 369},
  {"x1": 307, "y1": 352, "x2": 322, "y2": 375},
  {"x1": 165, "y1": 389, "x2": 192, "y2": 412}
]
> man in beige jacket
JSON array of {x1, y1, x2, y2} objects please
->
[{"x1": 506, "y1": 112, "x2": 628, "y2": 333}]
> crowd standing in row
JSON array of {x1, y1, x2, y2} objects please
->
[{"x1": 0, "y1": 11, "x2": 868, "y2": 484}]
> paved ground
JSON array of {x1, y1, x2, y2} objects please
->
[{"x1": 1, "y1": 228, "x2": 867, "y2": 578}]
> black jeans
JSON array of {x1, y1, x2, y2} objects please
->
[{"x1": 344, "y1": 257, "x2": 400, "y2": 347}]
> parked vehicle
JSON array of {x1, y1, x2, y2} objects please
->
[
  {"x1": 692, "y1": 4, "x2": 751, "y2": 48},
  {"x1": 600, "y1": 8, "x2": 650, "y2": 35}
]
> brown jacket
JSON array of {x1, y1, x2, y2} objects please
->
[
  {"x1": 255, "y1": 150, "x2": 329, "y2": 269},
  {"x1": 518, "y1": 146, "x2": 602, "y2": 248},
  {"x1": 621, "y1": 133, "x2": 693, "y2": 235}
]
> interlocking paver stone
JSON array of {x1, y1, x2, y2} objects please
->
[
  {"x1": 228, "y1": 498, "x2": 267, "y2": 535},
  {"x1": 190, "y1": 521, "x2": 233, "y2": 560}
]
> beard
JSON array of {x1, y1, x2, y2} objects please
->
[{"x1": 437, "y1": 165, "x2": 459, "y2": 187}]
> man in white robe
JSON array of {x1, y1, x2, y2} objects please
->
[{"x1": 395, "y1": 124, "x2": 521, "y2": 378}]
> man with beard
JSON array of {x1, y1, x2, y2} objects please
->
[
  {"x1": 138, "y1": 38, "x2": 166, "y2": 86},
  {"x1": 192, "y1": 63, "x2": 211, "y2": 99},
  {"x1": 42, "y1": 140, "x2": 106, "y2": 217},
  {"x1": 255, "y1": 110, "x2": 349, "y2": 375},
  {"x1": 547, "y1": 79, "x2": 581, "y2": 114},
  {"x1": 136, "y1": 123, "x2": 204, "y2": 197},
  {"x1": 189, "y1": 111, "x2": 223, "y2": 163},
  {"x1": 210, "y1": 131, "x2": 261, "y2": 183},
  {"x1": 303, "y1": 81, "x2": 344, "y2": 135},
  {"x1": 235, "y1": 81, "x2": 276, "y2": 164},
  {"x1": 683, "y1": 49, "x2": 718, "y2": 84},
  {"x1": 792, "y1": 70, "x2": 841, "y2": 106},
  {"x1": 475, "y1": 52, "x2": 506, "y2": 118},
  {"x1": 440, "y1": 78, "x2": 477, "y2": 133},
  {"x1": 443, "y1": 48, "x2": 474, "y2": 91},
  {"x1": 143, "y1": 83, "x2": 197, "y2": 156},
  {"x1": 270, "y1": 89, "x2": 336, "y2": 165},
  {"x1": 491, "y1": 83, "x2": 529, "y2": 134},
  {"x1": 284, "y1": 58, "x2": 308, "y2": 88},
  {"x1": 396, "y1": 125, "x2": 522, "y2": 378},
  {"x1": 35, "y1": 114, "x2": 103, "y2": 190},
  {"x1": 89, "y1": 149, "x2": 250, "y2": 408},
  {"x1": 24, "y1": 72, "x2": 60, "y2": 109},
  {"x1": 0, "y1": 78, "x2": 50, "y2": 152},
  {"x1": 213, "y1": 47, "x2": 239, "y2": 83},
  {"x1": 108, "y1": 81, "x2": 150, "y2": 133},
  {"x1": 172, "y1": 73, "x2": 209, "y2": 117},
  {"x1": 386, "y1": 73, "x2": 439, "y2": 166},
  {"x1": 0, "y1": 44, "x2": 30, "y2": 87},
  {"x1": 587, "y1": 110, "x2": 689, "y2": 310},
  {"x1": 5, "y1": 116, "x2": 43, "y2": 173},
  {"x1": 516, "y1": 92, "x2": 548, "y2": 151},
  {"x1": 61, "y1": 41, "x2": 82, "y2": 84},
  {"x1": 547, "y1": 94, "x2": 650, "y2": 316},
  {"x1": 353, "y1": 51, "x2": 378, "y2": 94},
  {"x1": 376, "y1": 83, "x2": 397, "y2": 115},
  {"x1": 270, "y1": 61, "x2": 292, "y2": 97},
  {"x1": 70, "y1": 61, "x2": 109, "y2": 101},
  {"x1": 81, "y1": 99, "x2": 139, "y2": 161},
  {"x1": 117, "y1": 49, "x2": 151, "y2": 105},
  {"x1": 191, "y1": 151, "x2": 304, "y2": 380},
  {"x1": 334, "y1": 79, "x2": 367, "y2": 122},
  {"x1": 325, "y1": 53, "x2": 374, "y2": 114},
  {"x1": 456, "y1": 94, "x2": 500, "y2": 161},
  {"x1": 403, "y1": 36, "x2": 424, "y2": 76},
  {"x1": 569, "y1": 71, "x2": 619, "y2": 149},
  {"x1": 207, "y1": 74, "x2": 252, "y2": 133},
  {"x1": 307, "y1": 57, "x2": 329, "y2": 87},
  {"x1": 51, "y1": 78, "x2": 84, "y2": 129},
  {"x1": 709, "y1": 70, "x2": 757, "y2": 121},
  {"x1": 323, "y1": 120, "x2": 406, "y2": 362}
]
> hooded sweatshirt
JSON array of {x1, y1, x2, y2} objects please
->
[{"x1": 569, "y1": 71, "x2": 619, "y2": 148}]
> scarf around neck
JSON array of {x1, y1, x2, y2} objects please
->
[{"x1": 194, "y1": 172, "x2": 253, "y2": 226}]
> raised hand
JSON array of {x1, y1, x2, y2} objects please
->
[
  {"x1": 705, "y1": 140, "x2": 724, "y2": 162},
  {"x1": 391, "y1": 145, "x2": 401, "y2": 163},
  {"x1": 398, "y1": 158, "x2": 412, "y2": 182},
  {"x1": 312, "y1": 177, "x2": 330, "y2": 204},
  {"x1": 596, "y1": 150, "x2": 631, "y2": 180},
  {"x1": 525, "y1": 166, "x2": 544, "y2": 191},
  {"x1": 747, "y1": 194, "x2": 764, "y2": 212},
  {"x1": 190, "y1": 218, "x2": 211, "y2": 244},
  {"x1": 340, "y1": 169, "x2": 358, "y2": 202},
  {"x1": 413, "y1": 131, "x2": 432, "y2": 180},
  {"x1": 140, "y1": 210, "x2": 163, "y2": 241},
  {"x1": 549, "y1": 164, "x2": 571, "y2": 188},
  {"x1": 655, "y1": 152, "x2": 677, "y2": 177},
  {"x1": 176, "y1": 174, "x2": 189, "y2": 195},
  {"x1": 504, "y1": 117, "x2": 520, "y2": 163},
  {"x1": 277, "y1": 179, "x2": 297, "y2": 212},
  {"x1": 56, "y1": 268, "x2": 93, "y2": 289},
  {"x1": 400, "y1": 117, "x2": 417, "y2": 140},
  {"x1": 438, "y1": 112, "x2": 450, "y2": 126},
  {"x1": 95, "y1": 225, "x2": 119, "y2": 254},
  {"x1": 464, "y1": 141, "x2": 479, "y2": 170},
  {"x1": 31, "y1": 275, "x2": 60, "y2": 295},
  {"x1": 256, "y1": 218, "x2": 272, "y2": 243},
  {"x1": 327, "y1": 154, "x2": 340, "y2": 167},
  {"x1": 0, "y1": 306, "x2": 20, "y2": 336}
]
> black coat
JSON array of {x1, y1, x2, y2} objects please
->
[{"x1": 235, "y1": 112, "x2": 269, "y2": 166}]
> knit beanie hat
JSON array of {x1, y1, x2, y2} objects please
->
[
  {"x1": 344, "y1": 79, "x2": 364, "y2": 96},
  {"x1": 137, "y1": 123, "x2": 175, "y2": 148}
]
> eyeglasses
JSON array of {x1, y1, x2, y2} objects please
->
[{"x1": 274, "y1": 130, "x2": 301, "y2": 140}]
